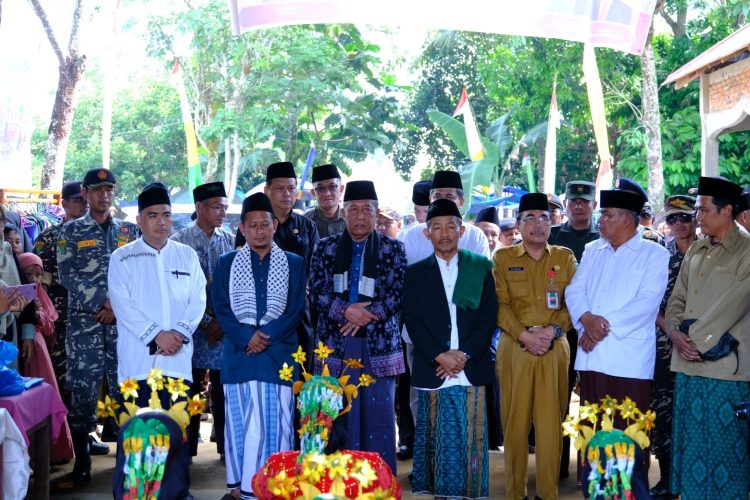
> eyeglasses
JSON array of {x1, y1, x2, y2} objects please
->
[
  {"x1": 666, "y1": 213, "x2": 693, "y2": 225},
  {"x1": 376, "y1": 219, "x2": 396, "y2": 228},
  {"x1": 519, "y1": 215, "x2": 551, "y2": 225},
  {"x1": 314, "y1": 184, "x2": 340, "y2": 194}
]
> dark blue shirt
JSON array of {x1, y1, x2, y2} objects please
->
[{"x1": 348, "y1": 240, "x2": 366, "y2": 303}]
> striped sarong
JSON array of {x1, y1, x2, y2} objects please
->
[
  {"x1": 412, "y1": 385, "x2": 489, "y2": 499},
  {"x1": 670, "y1": 372, "x2": 750, "y2": 499},
  {"x1": 224, "y1": 381, "x2": 294, "y2": 499}
]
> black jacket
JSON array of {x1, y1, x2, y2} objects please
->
[{"x1": 402, "y1": 253, "x2": 498, "y2": 389}]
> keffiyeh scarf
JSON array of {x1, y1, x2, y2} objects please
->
[{"x1": 229, "y1": 243, "x2": 289, "y2": 326}]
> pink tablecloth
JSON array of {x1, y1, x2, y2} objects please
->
[{"x1": 0, "y1": 382, "x2": 68, "y2": 446}]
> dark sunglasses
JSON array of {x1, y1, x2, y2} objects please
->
[{"x1": 666, "y1": 213, "x2": 693, "y2": 225}]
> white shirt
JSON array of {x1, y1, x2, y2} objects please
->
[
  {"x1": 435, "y1": 253, "x2": 471, "y2": 389},
  {"x1": 400, "y1": 221, "x2": 490, "y2": 265},
  {"x1": 400, "y1": 221, "x2": 490, "y2": 344},
  {"x1": 566, "y1": 233, "x2": 669, "y2": 379},
  {"x1": 109, "y1": 238, "x2": 206, "y2": 383}
]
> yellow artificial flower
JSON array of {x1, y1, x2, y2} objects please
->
[
  {"x1": 267, "y1": 470, "x2": 296, "y2": 500},
  {"x1": 299, "y1": 453, "x2": 327, "y2": 484},
  {"x1": 327, "y1": 452, "x2": 353, "y2": 479},
  {"x1": 313, "y1": 341, "x2": 335, "y2": 360},
  {"x1": 350, "y1": 458, "x2": 377, "y2": 488},
  {"x1": 279, "y1": 362, "x2": 294, "y2": 381},
  {"x1": 619, "y1": 396, "x2": 637, "y2": 420},
  {"x1": 187, "y1": 394, "x2": 206, "y2": 417},
  {"x1": 561, "y1": 415, "x2": 580, "y2": 439},
  {"x1": 292, "y1": 345, "x2": 307, "y2": 365},
  {"x1": 344, "y1": 358, "x2": 364, "y2": 369},
  {"x1": 97, "y1": 397, "x2": 121, "y2": 419},
  {"x1": 166, "y1": 377, "x2": 189, "y2": 402},
  {"x1": 640, "y1": 409, "x2": 657, "y2": 431},
  {"x1": 579, "y1": 403, "x2": 599, "y2": 425},
  {"x1": 146, "y1": 368, "x2": 164, "y2": 391},
  {"x1": 358, "y1": 374, "x2": 375, "y2": 387},
  {"x1": 600, "y1": 395, "x2": 618, "y2": 416},
  {"x1": 119, "y1": 378, "x2": 139, "y2": 400}
]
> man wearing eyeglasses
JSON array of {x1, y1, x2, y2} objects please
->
[
  {"x1": 494, "y1": 193, "x2": 576, "y2": 500},
  {"x1": 649, "y1": 195, "x2": 697, "y2": 498},
  {"x1": 305, "y1": 164, "x2": 346, "y2": 237},
  {"x1": 376, "y1": 207, "x2": 402, "y2": 239},
  {"x1": 566, "y1": 178, "x2": 669, "y2": 423}
]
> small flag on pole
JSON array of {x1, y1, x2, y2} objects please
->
[
  {"x1": 297, "y1": 143, "x2": 316, "y2": 199},
  {"x1": 452, "y1": 88, "x2": 485, "y2": 161},
  {"x1": 523, "y1": 152, "x2": 536, "y2": 193},
  {"x1": 172, "y1": 59, "x2": 203, "y2": 199}
]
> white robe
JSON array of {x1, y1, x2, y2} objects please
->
[
  {"x1": 566, "y1": 234, "x2": 669, "y2": 379},
  {"x1": 108, "y1": 238, "x2": 206, "y2": 383}
]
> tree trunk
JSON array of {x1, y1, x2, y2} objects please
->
[
  {"x1": 640, "y1": 25, "x2": 664, "y2": 213},
  {"x1": 223, "y1": 138, "x2": 231, "y2": 189},
  {"x1": 41, "y1": 55, "x2": 86, "y2": 189},
  {"x1": 204, "y1": 146, "x2": 219, "y2": 182}
]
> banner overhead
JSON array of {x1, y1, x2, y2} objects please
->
[{"x1": 228, "y1": 0, "x2": 658, "y2": 55}]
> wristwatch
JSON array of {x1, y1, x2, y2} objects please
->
[
  {"x1": 462, "y1": 351, "x2": 471, "y2": 361},
  {"x1": 551, "y1": 323, "x2": 564, "y2": 339}
]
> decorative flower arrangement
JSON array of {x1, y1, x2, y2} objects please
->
[
  {"x1": 251, "y1": 343, "x2": 401, "y2": 500},
  {"x1": 102, "y1": 369, "x2": 208, "y2": 499},
  {"x1": 97, "y1": 368, "x2": 206, "y2": 433},
  {"x1": 563, "y1": 396, "x2": 656, "y2": 500}
]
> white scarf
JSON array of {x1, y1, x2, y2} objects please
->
[{"x1": 229, "y1": 243, "x2": 289, "y2": 326}]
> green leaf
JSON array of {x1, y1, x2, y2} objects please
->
[{"x1": 426, "y1": 109, "x2": 471, "y2": 158}]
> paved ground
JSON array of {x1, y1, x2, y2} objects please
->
[{"x1": 44, "y1": 414, "x2": 662, "y2": 499}]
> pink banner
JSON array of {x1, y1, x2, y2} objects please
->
[{"x1": 228, "y1": 0, "x2": 657, "y2": 55}]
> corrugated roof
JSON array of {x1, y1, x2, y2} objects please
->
[{"x1": 662, "y1": 24, "x2": 750, "y2": 89}]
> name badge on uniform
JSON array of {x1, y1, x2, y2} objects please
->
[
  {"x1": 546, "y1": 269, "x2": 560, "y2": 310},
  {"x1": 77, "y1": 239, "x2": 97, "y2": 249}
]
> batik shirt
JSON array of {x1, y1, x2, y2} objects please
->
[{"x1": 171, "y1": 222, "x2": 235, "y2": 370}]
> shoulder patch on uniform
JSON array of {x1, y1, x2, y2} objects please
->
[
  {"x1": 35, "y1": 240, "x2": 44, "y2": 251},
  {"x1": 77, "y1": 239, "x2": 97, "y2": 249},
  {"x1": 58, "y1": 240, "x2": 67, "y2": 253},
  {"x1": 120, "y1": 226, "x2": 129, "y2": 235},
  {"x1": 508, "y1": 266, "x2": 524, "y2": 272}
]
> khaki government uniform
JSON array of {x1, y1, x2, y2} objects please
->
[{"x1": 494, "y1": 243, "x2": 575, "y2": 500}]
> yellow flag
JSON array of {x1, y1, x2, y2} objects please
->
[{"x1": 582, "y1": 44, "x2": 612, "y2": 193}]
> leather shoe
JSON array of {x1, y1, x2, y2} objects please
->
[
  {"x1": 89, "y1": 435, "x2": 110, "y2": 455},
  {"x1": 396, "y1": 445, "x2": 413, "y2": 460},
  {"x1": 649, "y1": 482, "x2": 676, "y2": 498}
]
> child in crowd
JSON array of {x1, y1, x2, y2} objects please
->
[
  {"x1": 3, "y1": 225, "x2": 23, "y2": 257},
  {"x1": 19, "y1": 252, "x2": 74, "y2": 463}
]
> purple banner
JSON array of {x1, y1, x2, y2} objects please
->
[{"x1": 228, "y1": 0, "x2": 657, "y2": 55}]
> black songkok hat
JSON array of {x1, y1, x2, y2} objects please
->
[
  {"x1": 431, "y1": 170, "x2": 463, "y2": 190},
  {"x1": 697, "y1": 176, "x2": 742, "y2": 202},
  {"x1": 193, "y1": 182, "x2": 227, "y2": 202},
  {"x1": 600, "y1": 190, "x2": 646, "y2": 213},
  {"x1": 518, "y1": 193, "x2": 550, "y2": 213},
  {"x1": 412, "y1": 180, "x2": 432, "y2": 206},
  {"x1": 740, "y1": 192, "x2": 750, "y2": 213},
  {"x1": 266, "y1": 161, "x2": 297, "y2": 182},
  {"x1": 565, "y1": 181, "x2": 596, "y2": 201},
  {"x1": 475, "y1": 206, "x2": 500, "y2": 226},
  {"x1": 500, "y1": 218, "x2": 516, "y2": 231},
  {"x1": 138, "y1": 182, "x2": 171, "y2": 212},
  {"x1": 614, "y1": 177, "x2": 648, "y2": 201},
  {"x1": 426, "y1": 199, "x2": 462, "y2": 221},
  {"x1": 82, "y1": 167, "x2": 116, "y2": 188},
  {"x1": 343, "y1": 180, "x2": 378, "y2": 202},
  {"x1": 61, "y1": 181, "x2": 83, "y2": 200},
  {"x1": 311, "y1": 164, "x2": 341, "y2": 183},
  {"x1": 241, "y1": 193, "x2": 274, "y2": 220}
]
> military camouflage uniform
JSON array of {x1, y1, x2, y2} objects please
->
[
  {"x1": 639, "y1": 225, "x2": 665, "y2": 246},
  {"x1": 651, "y1": 237, "x2": 683, "y2": 460},
  {"x1": 58, "y1": 213, "x2": 139, "y2": 433},
  {"x1": 34, "y1": 221, "x2": 72, "y2": 405}
]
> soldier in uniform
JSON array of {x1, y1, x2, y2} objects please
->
[
  {"x1": 305, "y1": 163, "x2": 346, "y2": 237},
  {"x1": 33, "y1": 181, "x2": 87, "y2": 405},
  {"x1": 171, "y1": 181, "x2": 235, "y2": 460},
  {"x1": 650, "y1": 195, "x2": 696, "y2": 499},
  {"x1": 57, "y1": 168, "x2": 139, "y2": 486},
  {"x1": 547, "y1": 193, "x2": 564, "y2": 225},
  {"x1": 547, "y1": 180, "x2": 600, "y2": 478}
]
